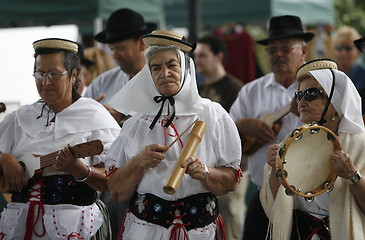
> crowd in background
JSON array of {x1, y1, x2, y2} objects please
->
[{"x1": 0, "y1": 7, "x2": 365, "y2": 240}]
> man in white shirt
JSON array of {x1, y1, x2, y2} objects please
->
[{"x1": 229, "y1": 15, "x2": 314, "y2": 239}]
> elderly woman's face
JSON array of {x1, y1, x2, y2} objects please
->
[
  {"x1": 297, "y1": 76, "x2": 332, "y2": 124},
  {"x1": 149, "y1": 49, "x2": 182, "y2": 96},
  {"x1": 35, "y1": 52, "x2": 74, "y2": 111}
]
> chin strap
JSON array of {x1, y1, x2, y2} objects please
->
[{"x1": 318, "y1": 69, "x2": 335, "y2": 126}]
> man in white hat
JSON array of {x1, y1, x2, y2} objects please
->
[
  {"x1": 229, "y1": 15, "x2": 314, "y2": 239},
  {"x1": 105, "y1": 30, "x2": 242, "y2": 239}
]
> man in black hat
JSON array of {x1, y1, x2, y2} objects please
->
[
  {"x1": 84, "y1": 8, "x2": 156, "y2": 240},
  {"x1": 84, "y1": 8, "x2": 156, "y2": 124},
  {"x1": 229, "y1": 15, "x2": 314, "y2": 239}
]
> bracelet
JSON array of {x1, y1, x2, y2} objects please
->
[{"x1": 75, "y1": 165, "x2": 92, "y2": 182}]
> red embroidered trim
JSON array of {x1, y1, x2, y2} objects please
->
[
  {"x1": 235, "y1": 168, "x2": 243, "y2": 183},
  {"x1": 67, "y1": 232, "x2": 85, "y2": 240},
  {"x1": 105, "y1": 165, "x2": 117, "y2": 178}
]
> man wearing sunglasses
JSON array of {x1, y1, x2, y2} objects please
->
[
  {"x1": 229, "y1": 15, "x2": 314, "y2": 239},
  {"x1": 332, "y1": 26, "x2": 365, "y2": 90}
]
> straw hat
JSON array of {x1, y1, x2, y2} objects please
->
[
  {"x1": 33, "y1": 38, "x2": 78, "y2": 54},
  {"x1": 296, "y1": 58, "x2": 338, "y2": 80},
  {"x1": 143, "y1": 30, "x2": 196, "y2": 52}
]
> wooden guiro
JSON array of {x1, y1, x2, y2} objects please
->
[{"x1": 163, "y1": 120, "x2": 207, "y2": 195}]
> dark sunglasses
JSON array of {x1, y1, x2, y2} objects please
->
[{"x1": 294, "y1": 87, "x2": 324, "y2": 103}]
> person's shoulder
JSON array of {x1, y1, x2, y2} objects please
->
[
  {"x1": 200, "y1": 99, "x2": 229, "y2": 116},
  {"x1": 236, "y1": 73, "x2": 273, "y2": 97},
  {"x1": 224, "y1": 74, "x2": 244, "y2": 87},
  {"x1": 358, "y1": 87, "x2": 365, "y2": 97},
  {"x1": 94, "y1": 67, "x2": 127, "y2": 81},
  {"x1": 340, "y1": 131, "x2": 365, "y2": 145},
  {"x1": 241, "y1": 73, "x2": 273, "y2": 88}
]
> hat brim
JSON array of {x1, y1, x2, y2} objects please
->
[
  {"x1": 81, "y1": 58, "x2": 95, "y2": 67},
  {"x1": 354, "y1": 37, "x2": 365, "y2": 53},
  {"x1": 256, "y1": 32, "x2": 315, "y2": 45},
  {"x1": 143, "y1": 34, "x2": 196, "y2": 53},
  {"x1": 95, "y1": 23, "x2": 157, "y2": 43}
]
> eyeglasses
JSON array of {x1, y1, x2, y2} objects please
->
[
  {"x1": 294, "y1": 87, "x2": 324, "y2": 103},
  {"x1": 33, "y1": 71, "x2": 68, "y2": 81},
  {"x1": 265, "y1": 44, "x2": 302, "y2": 55},
  {"x1": 335, "y1": 45, "x2": 353, "y2": 51}
]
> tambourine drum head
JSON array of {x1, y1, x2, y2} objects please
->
[{"x1": 277, "y1": 125, "x2": 340, "y2": 197}]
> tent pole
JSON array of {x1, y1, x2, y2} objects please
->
[
  {"x1": 94, "y1": 17, "x2": 103, "y2": 48},
  {"x1": 187, "y1": 0, "x2": 200, "y2": 44}
]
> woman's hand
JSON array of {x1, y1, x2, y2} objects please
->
[
  {"x1": 266, "y1": 144, "x2": 279, "y2": 168},
  {"x1": 182, "y1": 156, "x2": 208, "y2": 181},
  {"x1": 1, "y1": 153, "x2": 28, "y2": 192},
  {"x1": 134, "y1": 144, "x2": 168, "y2": 169},
  {"x1": 266, "y1": 144, "x2": 281, "y2": 198},
  {"x1": 329, "y1": 150, "x2": 357, "y2": 178}
]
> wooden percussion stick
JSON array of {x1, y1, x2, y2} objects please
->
[{"x1": 163, "y1": 120, "x2": 207, "y2": 195}]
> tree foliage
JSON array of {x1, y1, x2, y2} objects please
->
[{"x1": 334, "y1": 0, "x2": 365, "y2": 36}]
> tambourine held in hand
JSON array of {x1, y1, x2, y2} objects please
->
[{"x1": 275, "y1": 123, "x2": 341, "y2": 201}]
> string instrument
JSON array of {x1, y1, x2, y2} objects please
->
[
  {"x1": 163, "y1": 121, "x2": 207, "y2": 195},
  {"x1": 243, "y1": 103, "x2": 291, "y2": 156},
  {"x1": 0, "y1": 140, "x2": 103, "y2": 192}
]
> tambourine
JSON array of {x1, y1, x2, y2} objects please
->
[{"x1": 275, "y1": 123, "x2": 341, "y2": 201}]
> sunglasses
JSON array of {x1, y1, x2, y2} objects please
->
[
  {"x1": 294, "y1": 87, "x2": 324, "y2": 103},
  {"x1": 335, "y1": 45, "x2": 353, "y2": 51}
]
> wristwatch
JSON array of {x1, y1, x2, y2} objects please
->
[
  {"x1": 204, "y1": 164, "x2": 210, "y2": 175},
  {"x1": 345, "y1": 171, "x2": 362, "y2": 185}
]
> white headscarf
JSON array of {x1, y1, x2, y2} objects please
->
[
  {"x1": 309, "y1": 69, "x2": 365, "y2": 133},
  {"x1": 108, "y1": 49, "x2": 206, "y2": 121}
]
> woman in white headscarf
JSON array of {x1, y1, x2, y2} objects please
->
[
  {"x1": 105, "y1": 30, "x2": 242, "y2": 240},
  {"x1": 260, "y1": 59, "x2": 365, "y2": 240}
]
